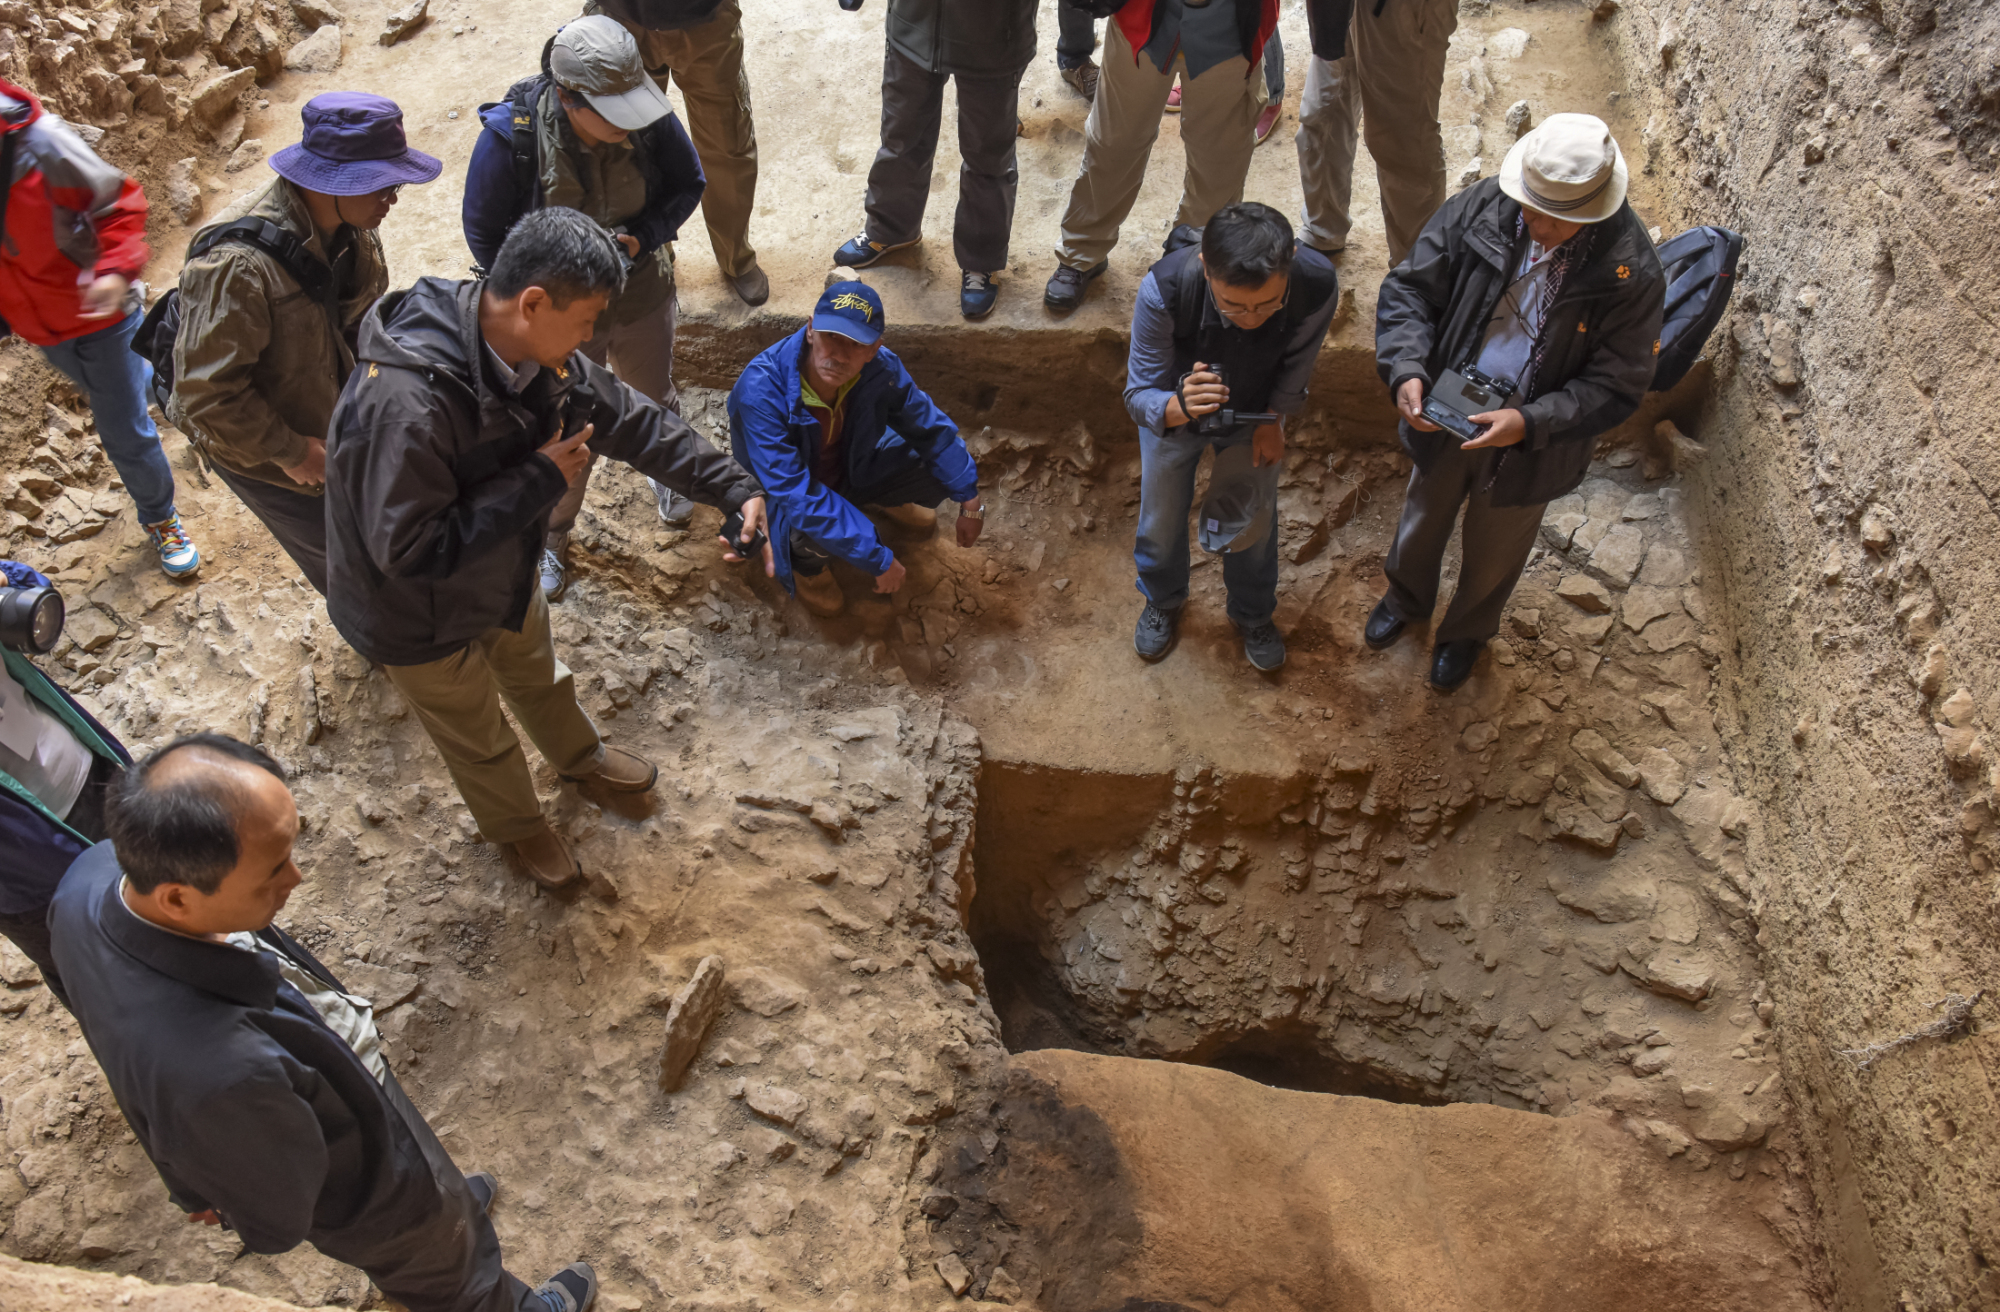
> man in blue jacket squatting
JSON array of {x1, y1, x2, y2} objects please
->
[{"x1": 727, "y1": 281, "x2": 985, "y2": 617}]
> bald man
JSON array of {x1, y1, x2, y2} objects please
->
[{"x1": 50, "y1": 734, "x2": 599, "y2": 1312}]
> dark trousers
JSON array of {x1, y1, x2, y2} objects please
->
[
  {"x1": 0, "y1": 905, "x2": 65, "y2": 1012},
  {"x1": 1057, "y1": 0, "x2": 1097, "y2": 66},
  {"x1": 327, "y1": 1070, "x2": 541, "y2": 1312},
  {"x1": 864, "y1": 44, "x2": 1022, "y2": 274},
  {"x1": 795, "y1": 455, "x2": 955, "y2": 576},
  {"x1": 1382, "y1": 442, "x2": 1546, "y2": 645},
  {"x1": 212, "y1": 463, "x2": 330, "y2": 597}
]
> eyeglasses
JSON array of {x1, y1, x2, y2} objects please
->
[
  {"x1": 368, "y1": 185, "x2": 405, "y2": 200},
  {"x1": 1209, "y1": 276, "x2": 1290, "y2": 324}
]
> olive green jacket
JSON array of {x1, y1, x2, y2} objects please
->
[{"x1": 167, "y1": 178, "x2": 388, "y2": 490}]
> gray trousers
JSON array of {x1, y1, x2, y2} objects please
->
[
  {"x1": 548, "y1": 287, "x2": 681, "y2": 543},
  {"x1": 1382, "y1": 442, "x2": 1545, "y2": 645},
  {"x1": 212, "y1": 462, "x2": 330, "y2": 597},
  {"x1": 1294, "y1": 0, "x2": 1458, "y2": 266},
  {"x1": 864, "y1": 44, "x2": 1022, "y2": 274}
]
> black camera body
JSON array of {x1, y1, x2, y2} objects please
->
[
  {"x1": 0, "y1": 585, "x2": 64, "y2": 655},
  {"x1": 719, "y1": 509, "x2": 768, "y2": 561},
  {"x1": 1421, "y1": 365, "x2": 1517, "y2": 441},
  {"x1": 1187, "y1": 366, "x2": 1280, "y2": 438}
]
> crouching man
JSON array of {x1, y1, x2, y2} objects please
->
[
  {"x1": 324, "y1": 208, "x2": 769, "y2": 890},
  {"x1": 1367, "y1": 114, "x2": 1663, "y2": 691},
  {"x1": 51, "y1": 734, "x2": 599, "y2": 1312},
  {"x1": 726, "y1": 281, "x2": 984, "y2": 617}
]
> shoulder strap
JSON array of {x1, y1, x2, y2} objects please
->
[
  {"x1": 191, "y1": 217, "x2": 333, "y2": 300},
  {"x1": 505, "y1": 75, "x2": 546, "y2": 207},
  {"x1": 0, "y1": 128, "x2": 19, "y2": 255}
]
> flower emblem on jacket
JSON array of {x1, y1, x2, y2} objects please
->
[{"x1": 1616, "y1": 264, "x2": 1631, "y2": 279}]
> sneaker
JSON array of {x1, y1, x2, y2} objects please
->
[
  {"x1": 651, "y1": 479, "x2": 693, "y2": 526},
  {"x1": 793, "y1": 567, "x2": 846, "y2": 617},
  {"x1": 1044, "y1": 260, "x2": 1107, "y2": 312},
  {"x1": 727, "y1": 262, "x2": 770, "y2": 306},
  {"x1": 1060, "y1": 58, "x2": 1100, "y2": 100},
  {"x1": 534, "y1": 1261, "x2": 597, "y2": 1312},
  {"x1": 1165, "y1": 81, "x2": 1183, "y2": 113},
  {"x1": 464, "y1": 1171, "x2": 497, "y2": 1215},
  {"x1": 538, "y1": 546, "x2": 568, "y2": 602},
  {"x1": 833, "y1": 232, "x2": 918, "y2": 269},
  {"x1": 1254, "y1": 102, "x2": 1282, "y2": 145},
  {"x1": 1133, "y1": 603, "x2": 1180, "y2": 662},
  {"x1": 961, "y1": 271, "x2": 998, "y2": 320},
  {"x1": 1236, "y1": 619, "x2": 1286, "y2": 671},
  {"x1": 560, "y1": 745, "x2": 658, "y2": 793},
  {"x1": 502, "y1": 821, "x2": 581, "y2": 891},
  {"x1": 144, "y1": 514, "x2": 201, "y2": 579}
]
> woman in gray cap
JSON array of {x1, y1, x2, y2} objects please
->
[{"x1": 464, "y1": 14, "x2": 707, "y2": 603}]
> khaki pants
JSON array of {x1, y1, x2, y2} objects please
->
[
  {"x1": 1294, "y1": 0, "x2": 1458, "y2": 267},
  {"x1": 597, "y1": 0, "x2": 760, "y2": 280},
  {"x1": 1055, "y1": 22, "x2": 1261, "y2": 270},
  {"x1": 549, "y1": 285, "x2": 681, "y2": 539},
  {"x1": 384, "y1": 587, "x2": 603, "y2": 845}
]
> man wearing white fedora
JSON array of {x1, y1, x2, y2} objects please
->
[{"x1": 1365, "y1": 113, "x2": 1665, "y2": 692}]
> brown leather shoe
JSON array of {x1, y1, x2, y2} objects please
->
[
  {"x1": 562, "y1": 745, "x2": 658, "y2": 793},
  {"x1": 503, "y1": 822, "x2": 580, "y2": 890},
  {"x1": 793, "y1": 567, "x2": 846, "y2": 617},
  {"x1": 868, "y1": 502, "x2": 937, "y2": 538},
  {"x1": 729, "y1": 262, "x2": 770, "y2": 306}
]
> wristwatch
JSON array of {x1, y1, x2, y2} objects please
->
[{"x1": 960, "y1": 498, "x2": 984, "y2": 521}]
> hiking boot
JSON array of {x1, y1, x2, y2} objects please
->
[
  {"x1": 1044, "y1": 260, "x2": 1107, "y2": 312},
  {"x1": 503, "y1": 822, "x2": 581, "y2": 891},
  {"x1": 561, "y1": 745, "x2": 658, "y2": 793},
  {"x1": 465, "y1": 1171, "x2": 497, "y2": 1215},
  {"x1": 1254, "y1": 102, "x2": 1282, "y2": 145},
  {"x1": 1363, "y1": 597, "x2": 1407, "y2": 650},
  {"x1": 833, "y1": 232, "x2": 917, "y2": 269},
  {"x1": 1236, "y1": 619, "x2": 1286, "y2": 671},
  {"x1": 534, "y1": 1261, "x2": 597, "y2": 1312},
  {"x1": 961, "y1": 271, "x2": 999, "y2": 320},
  {"x1": 1133, "y1": 603, "x2": 1181, "y2": 662},
  {"x1": 728, "y1": 262, "x2": 770, "y2": 306},
  {"x1": 145, "y1": 514, "x2": 201, "y2": 579},
  {"x1": 539, "y1": 546, "x2": 568, "y2": 602},
  {"x1": 793, "y1": 567, "x2": 845, "y2": 617},
  {"x1": 1430, "y1": 639, "x2": 1484, "y2": 692},
  {"x1": 651, "y1": 479, "x2": 693, "y2": 526},
  {"x1": 1060, "y1": 58, "x2": 1100, "y2": 100},
  {"x1": 869, "y1": 502, "x2": 937, "y2": 538}
]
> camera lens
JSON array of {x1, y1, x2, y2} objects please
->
[{"x1": 0, "y1": 585, "x2": 64, "y2": 655}]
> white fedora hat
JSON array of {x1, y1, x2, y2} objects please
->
[{"x1": 1499, "y1": 113, "x2": 1629, "y2": 224}]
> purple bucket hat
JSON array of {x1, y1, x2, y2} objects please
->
[{"x1": 268, "y1": 92, "x2": 442, "y2": 196}]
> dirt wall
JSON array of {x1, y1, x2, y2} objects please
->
[{"x1": 1605, "y1": 0, "x2": 2000, "y2": 1307}]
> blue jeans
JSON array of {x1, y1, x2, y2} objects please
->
[
  {"x1": 38, "y1": 311, "x2": 178, "y2": 526},
  {"x1": 1134, "y1": 424, "x2": 1281, "y2": 627}
]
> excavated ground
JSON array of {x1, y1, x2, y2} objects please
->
[{"x1": 0, "y1": 0, "x2": 1865, "y2": 1308}]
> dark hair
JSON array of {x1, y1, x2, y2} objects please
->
[
  {"x1": 106, "y1": 734, "x2": 288, "y2": 895},
  {"x1": 1201, "y1": 202, "x2": 1295, "y2": 288},
  {"x1": 488, "y1": 206, "x2": 626, "y2": 308}
]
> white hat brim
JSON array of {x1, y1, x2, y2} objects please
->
[
  {"x1": 1498, "y1": 133, "x2": 1629, "y2": 224},
  {"x1": 583, "y1": 77, "x2": 675, "y2": 133}
]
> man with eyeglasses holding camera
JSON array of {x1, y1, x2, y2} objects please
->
[
  {"x1": 170, "y1": 93, "x2": 441, "y2": 596},
  {"x1": 1125, "y1": 202, "x2": 1337, "y2": 671}
]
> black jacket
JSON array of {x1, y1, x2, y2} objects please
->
[
  {"x1": 49, "y1": 843, "x2": 441, "y2": 1260},
  {"x1": 1375, "y1": 177, "x2": 1666, "y2": 507},
  {"x1": 886, "y1": 0, "x2": 1037, "y2": 78},
  {"x1": 323, "y1": 276, "x2": 762, "y2": 667}
]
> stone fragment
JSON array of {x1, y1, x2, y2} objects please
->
[
  {"x1": 224, "y1": 138, "x2": 263, "y2": 172},
  {"x1": 1461, "y1": 721, "x2": 1498, "y2": 752},
  {"x1": 166, "y1": 158, "x2": 202, "y2": 224},
  {"x1": 986, "y1": 1267, "x2": 1024, "y2": 1304},
  {"x1": 1571, "y1": 729, "x2": 1639, "y2": 788},
  {"x1": 1938, "y1": 688, "x2": 1977, "y2": 728},
  {"x1": 1938, "y1": 726, "x2": 1985, "y2": 776},
  {"x1": 1622, "y1": 948, "x2": 1715, "y2": 1002},
  {"x1": 1544, "y1": 797, "x2": 1621, "y2": 851},
  {"x1": 1567, "y1": 613, "x2": 1614, "y2": 645},
  {"x1": 731, "y1": 966, "x2": 808, "y2": 1017},
  {"x1": 380, "y1": 0, "x2": 428, "y2": 45},
  {"x1": 1588, "y1": 524, "x2": 1645, "y2": 588},
  {"x1": 64, "y1": 605, "x2": 118, "y2": 652},
  {"x1": 1620, "y1": 586, "x2": 1679, "y2": 631},
  {"x1": 1631, "y1": 1047, "x2": 1673, "y2": 1076},
  {"x1": 1636, "y1": 544, "x2": 1690, "y2": 588},
  {"x1": 1693, "y1": 1102, "x2": 1770, "y2": 1151},
  {"x1": 1819, "y1": 543, "x2": 1844, "y2": 585},
  {"x1": 1918, "y1": 644, "x2": 1949, "y2": 699},
  {"x1": 744, "y1": 1082, "x2": 807, "y2": 1126},
  {"x1": 1592, "y1": 0, "x2": 1620, "y2": 17},
  {"x1": 0, "y1": 939, "x2": 42, "y2": 987},
  {"x1": 1635, "y1": 747, "x2": 1688, "y2": 805},
  {"x1": 1860, "y1": 507, "x2": 1894, "y2": 552},
  {"x1": 1557, "y1": 573, "x2": 1612, "y2": 613},
  {"x1": 1639, "y1": 615, "x2": 1699, "y2": 653},
  {"x1": 1621, "y1": 493, "x2": 1660, "y2": 521},
  {"x1": 920, "y1": 1190, "x2": 959, "y2": 1219},
  {"x1": 659, "y1": 955, "x2": 726, "y2": 1092},
  {"x1": 191, "y1": 66, "x2": 257, "y2": 127},
  {"x1": 291, "y1": 0, "x2": 341, "y2": 28},
  {"x1": 935, "y1": 1253, "x2": 973, "y2": 1297},
  {"x1": 1641, "y1": 690, "x2": 1698, "y2": 731},
  {"x1": 284, "y1": 22, "x2": 342, "y2": 71},
  {"x1": 1542, "y1": 512, "x2": 1588, "y2": 551},
  {"x1": 1552, "y1": 873, "x2": 1654, "y2": 923},
  {"x1": 337, "y1": 960, "x2": 419, "y2": 1010},
  {"x1": 1504, "y1": 99, "x2": 1533, "y2": 139},
  {"x1": 1649, "y1": 882, "x2": 1700, "y2": 945},
  {"x1": 1763, "y1": 316, "x2": 1801, "y2": 388}
]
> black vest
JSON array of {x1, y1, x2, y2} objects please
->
[{"x1": 1148, "y1": 243, "x2": 1338, "y2": 416}]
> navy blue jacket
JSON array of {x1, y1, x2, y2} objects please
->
[
  {"x1": 462, "y1": 78, "x2": 704, "y2": 274},
  {"x1": 0, "y1": 561, "x2": 128, "y2": 916},
  {"x1": 51, "y1": 844, "x2": 446, "y2": 1260},
  {"x1": 727, "y1": 327, "x2": 979, "y2": 591}
]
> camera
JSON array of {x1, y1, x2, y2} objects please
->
[
  {"x1": 1420, "y1": 365, "x2": 1517, "y2": 441},
  {"x1": 0, "y1": 584, "x2": 64, "y2": 655},
  {"x1": 719, "y1": 509, "x2": 768, "y2": 561},
  {"x1": 1188, "y1": 366, "x2": 1281, "y2": 438}
]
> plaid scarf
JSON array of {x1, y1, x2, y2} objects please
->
[{"x1": 1517, "y1": 213, "x2": 1592, "y2": 401}]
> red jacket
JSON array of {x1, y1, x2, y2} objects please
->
[
  {"x1": 1112, "y1": 0, "x2": 1353, "y2": 72},
  {"x1": 0, "y1": 80, "x2": 150, "y2": 346}
]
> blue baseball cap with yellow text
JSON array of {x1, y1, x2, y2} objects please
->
[{"x1": 812, "y1": 281, "x2": 885, "y2": 345}]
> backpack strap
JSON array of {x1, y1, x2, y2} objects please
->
[
  {"x1": 0, "y1": 126, "x2": 19, "y2": 259},
  {"x1": 190, "y1": 217, "x2": 334, "y2": 301},
  {"x1": 507, "y1": 78, "x2": 542, "y2": 207}
]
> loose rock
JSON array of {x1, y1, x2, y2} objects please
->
[
  {"x1": 1557, "y1": 574, "x2": 1613, "y2": 613},
  {"x1": 284, "y1": 23, "x2": 342, "y2": 71},
  {"x1": 379, "y1": 0, "x2": 429, "y2": 46},
  {"x1": 659, "y1": 955, "x2": 727, "y2": 1092}
]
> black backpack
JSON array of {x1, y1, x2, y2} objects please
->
[
  {"x1": 1650, "y1": 224, "x2": 1743, "y2": 392},
  {"x1": 130, "y1": 217, "x2": 334, "y2": 412}
]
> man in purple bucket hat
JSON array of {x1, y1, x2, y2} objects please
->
[{"x1": 168, "y1": 93, "x2": 440, "y2": 596}]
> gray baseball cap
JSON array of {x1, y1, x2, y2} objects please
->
[
  {"x1": 549, "y1": 15, "x2": 675, "y2": 133},
  {"x1": 1197, "y1": 443, "x2": 1276, "y2": 555}
]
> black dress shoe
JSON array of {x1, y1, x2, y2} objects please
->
[
  {"x1": 1429, "y1": 639, "x2": 1484, "y2": 692},
  {"x1": 1363, "y1": 598, "x2": 1407, "y2": 651}
]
